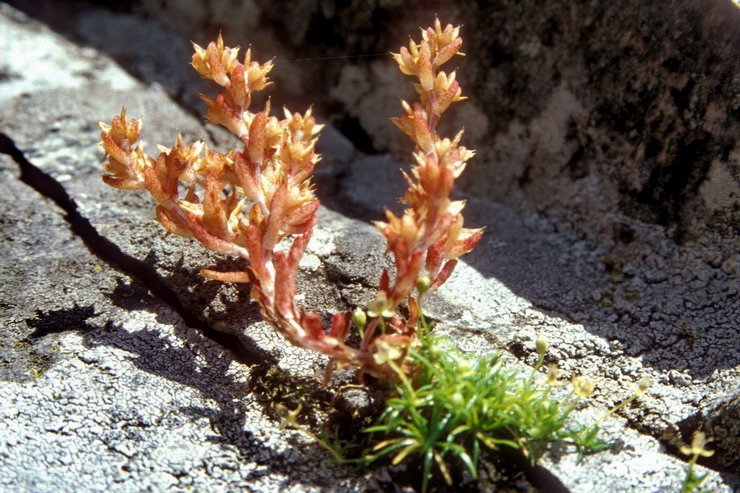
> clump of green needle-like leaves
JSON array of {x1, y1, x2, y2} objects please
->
[{"x1": 362, "y1": 325, "x2": 610, "y2": 491}]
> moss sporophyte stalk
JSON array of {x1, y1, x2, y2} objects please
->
[
  {"x1": 680, "y1": 431, "x2": 715, "y2": 493},
  {"x1": 98, "y1": 18, "x2": 639, "y2": 490}
]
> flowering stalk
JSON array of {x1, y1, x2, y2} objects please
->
[
  {"x1": 98, "y1": 20, "x2": 480, "y2": 379},
  {"x1": 363, "y1": 18, "x2": 483, "y2": 357}
]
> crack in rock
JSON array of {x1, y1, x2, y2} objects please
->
[{"x1": 0, "y1": 132, "x2": 266, "y2": 366}]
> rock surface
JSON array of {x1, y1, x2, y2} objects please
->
[{"x1": 1, "y1": 2, "x2": 738, "y2": 492}]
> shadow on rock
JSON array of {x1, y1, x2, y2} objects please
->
[
  {"x1": 460, "y1": 197, "x2": 739, "y2": 380},
  {"x1": 25, "y1": 302, "x2": 351, "y2": 490}
]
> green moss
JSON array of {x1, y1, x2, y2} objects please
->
[{"x1": 360, "y1": 323, "x2": 610, "y2": 491}]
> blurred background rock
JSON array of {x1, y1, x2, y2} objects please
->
[{"x1": 14, "y1": 0, "x2": 740, "y2": 260}]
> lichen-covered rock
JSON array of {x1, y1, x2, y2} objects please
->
[{"x1": 1, "y1": 2, "x2": 738, "y2": 491}]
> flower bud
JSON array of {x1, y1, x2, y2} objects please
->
[
  {"x1": 535, "y1": 335, "x2": 548, "y2": 356},
  {"x1": 416, "y1": 274, "x2": 432, "y2": 296},
  {"x1": 450, "y1": 392, "x2": 465, "y2": 409},
  {"x1": 427, "y1": 341, "x2": 442, "y2": 361},
  {"x1": 353, "y1": 307, "x2": 367, "y2": 331}
]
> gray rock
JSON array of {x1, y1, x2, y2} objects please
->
[{"x1": 1, "y1": 2, "x2": 738, "y2": 492}]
